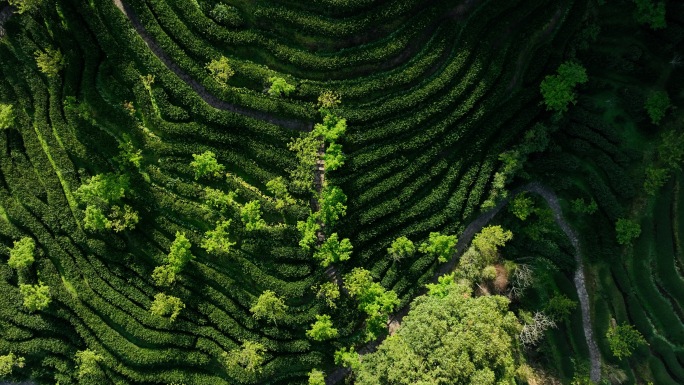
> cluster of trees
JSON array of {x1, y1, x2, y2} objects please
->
[
  {"x1": 644, "y1": 129, "x2": 684, "y2": 195},
  {"x1": 344, "y1": 268, "x2": 399, "y2": 341},
  {"x1": 633, "y1": 0, "x2": 666, "y2": 30},
  {"x1": 387, "y1": 232, "x2": 457, "y2": 263}
]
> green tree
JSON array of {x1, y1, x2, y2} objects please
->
[
  {"x1": 190, "y1": 151, "x2": 225, "y2": 179},
  {"x1": 204, "y1": 187, "x2": 236, "y2": 212},
  {"x1": 313, "y1": 114, "x2": 347, "y2": 143},
  {"x1": 267, "y1": 77, "x2": 295, "y2": 97},
  {"x1": 8, "y1": 237, "x2": 35, "y2": 270},
  {"x1": 75, "y1": 349, "x2": 103, "y2": 380},
  {"x1": 34, "y1": 48, "x2": 64, "y2": 77},
  {"x1": 19, "y1": 282, "x2": 51, "y2": 312},
  {"x1": 344, "y1": 268, "x2": 399, "y2": 340},
  {"x1": 241, "y1": 200, "x2": 267, "y2": 231},
  {"x1": 334, "y1": 347, "x2": 360, "y2": 371},
  {"x1": 76, "y1": 173, "x2": 129, "y2": 206},
  {"x1": 108, "y1": 204, "x2": 139, "y2": 232},
  {"x1": 250, "y1": 290, "x2": 287, "y2": 325},
  {"x1": 387, "y1": 236, "x2": 415, "y2": 262},
  {"x1": 644, "y1": 166, "x2": 669, "y2": 195},
  {"x1": 355, "y1": 283, "x2": 520, "y2": 384},
  {"x1": 324, "y1": 142, "x2": 346, "y2": 171},
  {"x1": 472, "y1": 225, "x2": 513, "y2": 264},
  {"x1": 297, "y1": 213, "x2": 319, "y2": 251},
  {"x1": 306, "y1": 314, "x2": 338, "y2": 341},
  {"x1": 206, "y1": 56, "x2": 234, "y2": 85},
  {"x1": 167, "y1": 232, "x2": 194, "y2": 271},
  {"x1": 223, "y1": 341, "x2": 266, "y2": 373},
  {"x1": 634, "y1": 0, "x2": 666, "y2": 29},
  {"x1": 152, "y1": 265, "x2": 176, "y2": 287},
  {"x1": 645, "y1": 90, "x2": 670, "y2": 124},
  {"x1": 540, "y1": 62, "x2": 588, "y2": 113},
  {"x1": 0, "y1": 352, "x2": 25, "y2": 376},
  {"x1": 83, "y1": 205, "x2": 110, "y2": 231},
  {"x1": 202, "y1": 220, "x2": 236, "y2": 254},
  {"x1": 419, "y1": 232, "x2": 458, "y2": 263},
  {"x1": 314, "y1": 233, "x2": 352, "y2": 267},
  {"x1": 319, "y1": 185, "x2": 347, "y2": 226},
  {"x1": 8, "y1": 0, "x2": 42, "y2": 13},
  {"x1": 570, "y1": 197, "x2": 598, "y2": 215},
  {"x1": 425, "y1": 272, "x2": 456, "y2": 298},
  {"x1": 266, "y1": 177, "x2": 295, "y2": 210},
  {"x1": 510, "y1": 193, "x2": 535, "y2": 221},
  {"x1": 545, "y1": 294, "x2": 578, "y2": 322},
  {"x1": 615, "y1": 218, "x2": 641, "y2": 245},
  {"x1": 287, "y1": 135, "x2": 321, "y2": 194},
  {"x1": 606, "y1": 323, "x2": 646, "y2": 359},
  {"x1": 315, "y1": 282, "x2": 340, "y2": 308},
  {"x1": 308, "y1": 369, "x2": 326, "y2": 385},
  {"x1": 114, "y1": 135, "x2": 143, "y2": 169},
  {"x1": 318, "y1": 90, "x2": 341, "y2": 110},
  {"x1": 0, "y1": 104, "x2": 15, "y2": 129},
  {"x1": 150, "y1": 293, "x2": 185, "y2": 321}
]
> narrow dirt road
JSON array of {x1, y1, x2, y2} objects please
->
[{"x1": 327, "y1": 182, "x2": 601, "y2": 384}]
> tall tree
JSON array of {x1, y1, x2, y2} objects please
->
[
  {"x1": 319, "y1": 185, "x2": 347, "y2": 226},
  {"x1": 355, "y1": 283, "x2": 520, "y2": 385},
  {"x1": 149, "y1": 293, "x2": 185, "y2": 321},
  {"x1": 267, "y1": 77, "x2": 296, "y2": 97},
  {"x1": 419, "y1": 232, "x2": 458, "y2": 263},
  {"x1": 34, "y1": 48, "x2": 64, "y2": 77},
  {"x1": 607, "y1": 323, "x2": 646, "y2": 359},
  {"x1": 206, "y1": 56, "x2": 234, "y2": 85},
  {"x1": 241, "y1": 200, "x2": 267, "y2": 231},
  {"x1": 387, "y1": 236, "x2": 415, "y2": 261},
  {"x1": 314, "y1": 233, "x2": 352, "y2": 267},
  {"x1": 201, "y1": 220, "x2": 236, "y2": 254},
  {"x1": 19, "y1": 282, "x2": 51, "y2": 312},
  {"x1": 190, "y1": 151, "x2": 225, "y2": 179},
  {"x1": 615, "y1": 218, "x2": 641, "y2": 245},
  {"x1": 540, "y1": 62, "x2": 588, "y2": 113},
  {"x1": 223, "y1": 341, "x2": 266, "y2": 374},
  {"x1": 306, "y1": 314, "x2": 338, "y2": 341},
  {"x1": 250, "y1": 290, "x2": 287, "y2": 325},
  {"x1": 8, "y1": 237, "x2": 35, "y2": 270}
]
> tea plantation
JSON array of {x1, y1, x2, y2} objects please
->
[{"x1": 0, "y1": 0, "x2": 682, "y2": 384}]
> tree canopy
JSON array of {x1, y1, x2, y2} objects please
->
[
  {"x1": 540, "y1": 62, "x2": 588, "y2": 112},
  {"x1": 319, "y1": 185, "x2": 347, "y2": 227},
  {"x1": 615, "y1": 218, "x2": 641, "y2": 245},
  {"x1": 34, "y1": 48, "x2": 64, "y2": 77},
  {"x1": 149, "y1": 293, "x2": 185, "y2": 321},
  {"x1": 268, "y1": 77, "x2": 296, "y2": 97},
  {"x1": 202, "y1": 220, "x2": 236, "y2": 254},
  {"x1": 387, "y1": 236, "x2": 415, "y2": 261},
  {"x1": 419, "y1": 232, "x2": 457, "y2": 263},
  {"x1": 644, "y1": 90, "x2": 670, "y2": 125},
  {"x1": 206, "y1": 56, "x2": 234, "y2": 85},
  {"x1": 250, "y1": 290, "x2": 288, "y2": 325},
  {"x1": 241, "y1": 200, "x2": 267, "y2": 231},
  {"x1": 75, "y1": 349, "x2": 103, "y2": 380},
  {"x1": 355, "y1": 283, "x2": 521, "y2": 385},
  {"x1": 8, "y1": 237, "x2": 35, "y2": 270},
  {"x1": 306, "y1": 314, "x2": 338, "y2": 341},
  {"x1": 190, "y1": 151, "x2": 225, "y2": 179},
  {"x1": 314, "y1": 233, "x2": 352, "y2": 267},
  {"x1": 0, "y1": 352, "x2": 25, "y2": 377},
  {"x1": 0, "y1": 104, "x2": 15, "y2": 129},
  {"x1": 19, "y1": 282, "x2": 51, "y2": 312},
  {"x1": 223, "y1": 341, "x2": 266, "y2": 374},
  {"x1": 607, "y1": 323, "x2": 646, "y2": 359}
]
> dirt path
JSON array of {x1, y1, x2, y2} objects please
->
[
  {"x1": 327, "y1": 182, "x2": 601, "y2": 384},
  {"x1": 111, "y1": 0, "x2": 310, "y2": 132},
  {"x1": 0, "y1": 5, "x2": 15, "y2": 37}
]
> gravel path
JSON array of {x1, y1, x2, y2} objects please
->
[
  {"x1": 327, "y1": 182, "x2": 601, "y2": 384},
  {"x1": 112, "y1": 0, "x2": 310, "y2": 132}
]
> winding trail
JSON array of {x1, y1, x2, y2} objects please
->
[
  {"x1": 327, "y1": 182, "x2": 601, "y2": 384},
  {"x1": 112, "y1": 0, "x2": 310, "y2": 132}
]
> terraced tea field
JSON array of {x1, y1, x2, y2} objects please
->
[{"x1": 0, "y1": 0, "x2": 682, "y2": 384}]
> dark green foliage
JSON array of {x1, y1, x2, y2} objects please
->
[
  {"x1": 540, "y1": 62, "x2": 588, "y2": 112},
  {"x1": 645, "y1": 91, "x2": 670, "y2": 125},
  {"x1": 633, "y1": 0, "x2": 666, "y2": 29},
  {"x1": 615, "y1": 218, "x2": 641, "y2": 245}
]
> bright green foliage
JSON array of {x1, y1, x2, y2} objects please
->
[
  {"x1": 481, "y1": 265, "x2": 497, "y2": 281},
  {"x1": 606, "y1": 323, "x2": 646, "y2": 359},
  {"x1": 8, "y1": 0, "x2": 41, "y2": 13},
  {"x1": 540, "y1": 62, "x2": 588, "y2": 112},
  {"x1": 266, "y1": 177, "x2": 295, "y2": 210},
  {"x1": 8, "y1": 237, "x2": 35, "y2": 270},
  {"x1": 634, "y1": 0, "x2": 666, "y2": 29},
  {"x1": 115, "y1": 136, "x2": 143, "y2": 169},
  {"x1": 152, "y1": 265, "x2": 176, "y2": 287},
  {"x1": 355, "y1": 283, "x2": 520, "y2": 385},
  {"x1": 108, "y1": 204, "x2": 139, "y2": 232},
  {"x1": 510, "y1": 193, "x2": 534, "y2": 221},
  {"x1": 34, "y1": 48, "x2": 64, "y2": 77},
  {"x1": 306, "y1": 314, "x2": 338, "y2": 340},
  {"x1": 204, "y1": 187, "x2": 236, "y2": 211},
  {"x1": 644, "y1": 166, "x2": 669, "y2": 195},
  {"x1": 570, "y1": 197, "x2": 598, "y2": 214},
  {"x1": 344, "y1": 268, "x2": 399, "y2": 340},
  {"x1": 75, "y1": 349, "x2": 103, "y2": 379},
  {"x1": 287, "y1": 135, "x2": 322, "y2": 194},
  {"x1": 297, "y1": 213, "x2": 319, "y2": 251},
  {"x1": 202, "y1": 220, "x2": 236, "y2": 254},
  {"x1": 19, "y1": 282, "x2": 51, "y2": 312},
  {"x1": 209, "y1": 3, "x2": 244, "y2": 26},
  {"x1": 615, "y1": 218, "x2": 641, "y2": 245},
  {"x1": 0, "y1": 352, "x2": 25, "y2": 376},
  {"x1": 190, "y1": 151, "x2": 225, "y2": 179},
  {"x1": 168, "y1": 232, "x2": 194, "y2": 271},
  {"x1": 82, "y1": 205, "x2": 109, "y2": 231},
  {"x1": 645, "y1": 90, "x2": 670, "y2": 124},
  {"x1": 267, "y1": 77, "x2": 296, "y2": 97},
  {"x1": 472, "y1": 225, "x2": 513, "y2": 264},
  {"x1": 250, "y1": 290, "x2": 287, "y2": 325},
  {"x1": 315, "y1": 282, "x2": 340, "y2": 308},
  {"x1": 206, "y1": 56, "x2": 234, "y2": 85},
  {"x1": 314, "y1": 233, "x2": 352, "y2": 267},
  {"x1": 76, "y1": 173, "x2": 129, "y2": 205},
  {"x1": 387, "y1": 236, "x2": 415, "y2": 261},
  {"x1": 307, "y1": 369, "x2": 326, "y2": 385},
  {"x1": 0, "y1": 104, "x2": 15, "y2": 129},
  {"x1": 313, "y1": 114, "x2": 347, "y2": 143},
  {"x1": 324, "y1": 143, "x2": 345, "y2": 171},
  {"x1": 150, "y1": 293, "x2": 185, "y2": 321},
  {"x1": 334, "y1": 347, "x2": 360, "y2": 371},
  {"x1": 241, "y1": 200, "x2": 267, "y2": 231},
  {"x1": 545, "y1": 294, "x2": 577, "y2": 322},
  {"x1": 319, "y1": 185, "x2": 347, "y2": 226},
  {"x1": 224, "y1": 341, "x2": 266, "y2": 374},
  {"x1": 425, "y1": 272, "x2": 456, "y2": 298},
  {"x1": 419, "y1": 232, "x2": 457, "y2": 263}
]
